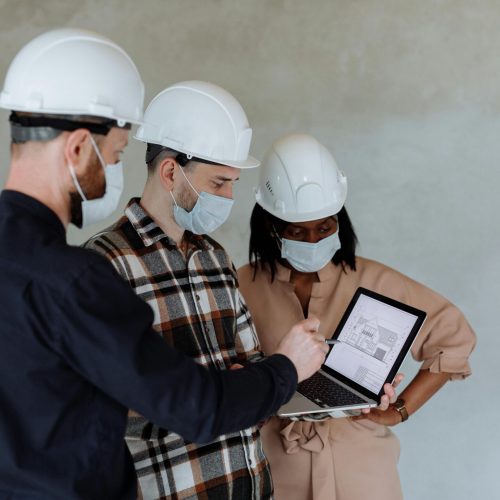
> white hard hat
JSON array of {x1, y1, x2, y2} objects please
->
[
  {"x1": 0, "y1": 28, "x2": 144, "y2": 125},
  {"x1": 255, "y1": 134, "x2": 348, "y2": 222},
  {"x1": 135, "y1": 81, "x2": 259, "y2": 168}
]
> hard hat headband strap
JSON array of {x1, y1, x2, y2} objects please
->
[
  {"x1": 144, "y1": 144, "x2": 223, "y2": 167},
  {"x1": 10, "y1": 122, "x2": 62, "y2": 144},
  {"x1": 175, "y1": 152, "x2": 220, "y2": 167},
  {"x1": 9, "y1": 112, "x2": 131, "y2": 143}
]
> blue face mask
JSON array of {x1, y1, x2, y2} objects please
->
[
  {"x1": 170, "y1": 167, "x2": 234, "y2": 234},
  {"x1": 280, "y1": 230, "x2": 341, "y2": 273}
]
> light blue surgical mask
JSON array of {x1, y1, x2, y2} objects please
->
[
  {"x1": 68, "y1": 135, "x2": 124, "y2": 228},
  {"x1": 280, "y1": 229, "x2": 341, "y2": 273},
  {"x1": 170, "y1": 166, "x2": 234, "y2": 234}
]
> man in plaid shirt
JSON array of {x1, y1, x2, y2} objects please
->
[{"x1": 85, "y1": 81, "x2": 279, "y2": 499}]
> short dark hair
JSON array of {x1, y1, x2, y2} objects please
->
[
  {"x1": 146, "y1": 147, "x2": 177, "y2": 177},
  {"x1": 248, "y1": 203, "x2": 358, "y2": 281},
  {"x1": 145, "y1": 145, "x2": 200, "y2": 177}
]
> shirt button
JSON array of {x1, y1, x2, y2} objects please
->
[{"x1": 196, "y1": 294, "x2": 200, "y2": 301}]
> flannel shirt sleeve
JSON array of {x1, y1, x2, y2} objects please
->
[
  {"x1": 234, "y1": 287, "x2": 265, "y2": 364},
  {"x1": 231, "y1": 261, "x2": 264, "y2": 364}
]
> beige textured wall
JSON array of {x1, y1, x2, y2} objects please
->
[{"x1": 1, "y1": 1, "x2": 498, "y2": 498}]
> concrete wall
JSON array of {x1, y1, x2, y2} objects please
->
[{"x1": 1, "y1": 1, "x2": 498, "y2": 498}]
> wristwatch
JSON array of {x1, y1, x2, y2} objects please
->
[{"x1": 392, "y1": 398, "x2": 409, "y2": 422}]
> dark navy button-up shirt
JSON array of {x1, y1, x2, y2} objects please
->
[{"x1": 0, "y1": 190, "x2": 297, "y2": 499}]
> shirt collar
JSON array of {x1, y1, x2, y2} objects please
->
[
  {"x1": 0, "y1": 189, "x2": 65, "y2": 240},
  {"x1": 124, "y1": 198, "x2": 213, "y2": 250}
]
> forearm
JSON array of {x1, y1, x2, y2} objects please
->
[
  {"x1": 202, "y1": 354, "x2": 297, "y2": 441},
  {"x1": 398, "y1": 368, "x2": 450, "y2": 417},
  {"x1": 358, "y1": 368, "x2": 450, "y2": 426},
  {"x1": 126, "y1": 334, "x2": 298, "y2": 444}
]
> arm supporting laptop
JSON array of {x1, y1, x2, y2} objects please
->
[{"x1": 353, "y1": 369, "x2": 450, "y2": 425}]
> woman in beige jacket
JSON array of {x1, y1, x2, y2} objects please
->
[{"x1": 237, "y1": 134, "x2": 476, "y2": 500}]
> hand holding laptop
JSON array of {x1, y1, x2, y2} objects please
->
[
  {"x1": 345, "y1": 372, "x2": 405, "y2": 426},
  {"x1": 274, "y1": 317, "x2": 329, "y2": 382},
  {"x1": 278, "y1": 288, "x2": 426, "y2": 418},
  {"x1": 348, "y1": 372, "x2": 404, "y2": 416},
  {"x1": 368, "y1": 372, "x2": 404, "y2": 411}
]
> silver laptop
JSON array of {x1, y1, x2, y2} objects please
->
[{"x1": 278, "y1": 287, "x2": 426, "y2": 418}]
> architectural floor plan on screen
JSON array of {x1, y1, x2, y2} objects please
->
[{"x1": 329, "y1": 295, "x2": 416, "y2": 393}]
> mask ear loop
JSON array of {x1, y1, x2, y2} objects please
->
[
  {"x1": 88, "y1": 135, "x2": 106, "y2": 171},
  {"x1": 176, "y1": 161, "x2": 200, "y2": 197},
  {"x1": 271, "y1": 224, "x2": 283, "y2": 251},
  {"x1": 169, "y1": 155, "x2": 199, "y2": 208},
  {"x1": 68, "y1": 134, "x2": 107, "y2": 203},
  {"x1": 169, "y1": 190, "x2": 179, "y2": 208},
  {"x1": 88, "y1": 135, "x2": 110, "y2": 198},
  {"x1": 68, "y1": 163, "x2": 88, "y2": 201},
  {"x1": 170, "y1": 160, "x2": 201, "y2": 213}
]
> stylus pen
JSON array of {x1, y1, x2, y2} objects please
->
[{"x1": 324, "y1": 339, "x2": 342, "y2": 345}]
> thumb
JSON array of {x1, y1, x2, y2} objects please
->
[{"x1": 303, "y1": 315, "x2": 320, "y2": 333}]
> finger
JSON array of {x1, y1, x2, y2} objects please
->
[
  {"x1": 318, "y1": 342, "x2": 329, "y2": 354},
  {"x1": 311, "y1": 332, "x2": 328, "y2": 342},
  {"x1": 384, "y1": 382, "x2": 398, "y2": 404},
  {"x1": 378, "y1": 393, "x2": 390, "y2": 410},
  {"x1": 384, "y1": 382, "x2": 395, "y2": 399},
  {"x1": 350, "y1": 413, "x2": 367, "y2": 421},
  {"x1": 389, "y1": 391, "x2": 398, "y2": 404},
  {"x1": 229, "y1": 363, "x2": 244, "y2": 370},
  {"x1": 392, "y1": 373, "x2": 404, "y2": 388},
  {"x1": 303, "y1": 316, "x2": 320, "y2": 333},
  {"x1": 310, "y1": 333, "x2": 329, "y2": 353}
]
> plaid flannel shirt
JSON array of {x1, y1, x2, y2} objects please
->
[{"x1": 85, "y1": 199, "x2": 272, "y2": 500}]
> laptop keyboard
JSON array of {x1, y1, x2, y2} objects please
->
[{"x1": 298, "y1": 372, "x2": 367, "y2": 408}]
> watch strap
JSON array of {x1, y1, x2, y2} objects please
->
[{"x1": 393, "y1": 398, "x2": 409, "y2": 422}]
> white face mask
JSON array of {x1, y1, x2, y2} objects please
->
[
  {"x1": 68, "y1": 135, "x2": 124, "y2": 228},
  {"x1": 281, "y1": 230, "x2": 341, "y2": 273},
  {"x1": 170, "y1": 166, "x2": 234, "y2": 234}
]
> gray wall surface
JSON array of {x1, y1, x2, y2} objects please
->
[{"x1": 1, "y1": 1, "x2": 498, "y2": 498}]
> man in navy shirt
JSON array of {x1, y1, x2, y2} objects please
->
[{"x1": 0, "y1": 29, "x2": 328, "y2": 499}]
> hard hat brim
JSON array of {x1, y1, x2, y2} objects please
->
[
  {"x1": 183, "y1": 152, "x2": 260, "y2": 169},
  {"x1": 134, "y1": 134, "x2": 260, "y2": 169},
  {"x1": 217, "y1": 155, "x2": 260, "y2": 169},
  {"x1": 255, "y1": 199, "x2": 344, "y2": 224}
]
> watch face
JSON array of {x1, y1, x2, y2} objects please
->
[{"x1": 393, "y1": 398, "x2": 408, "y2": 422}]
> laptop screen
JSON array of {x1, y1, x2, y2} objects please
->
[{"x1": 323, "y1": 289, "x2": 424, "y2": 394}]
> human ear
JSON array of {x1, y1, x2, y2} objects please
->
[
  {"x1": 158, "y1": 157, "x2": 177, "y2": 191},
  {"x1": 63, "y1": 129, "x2": 93, "y2": 174}
]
